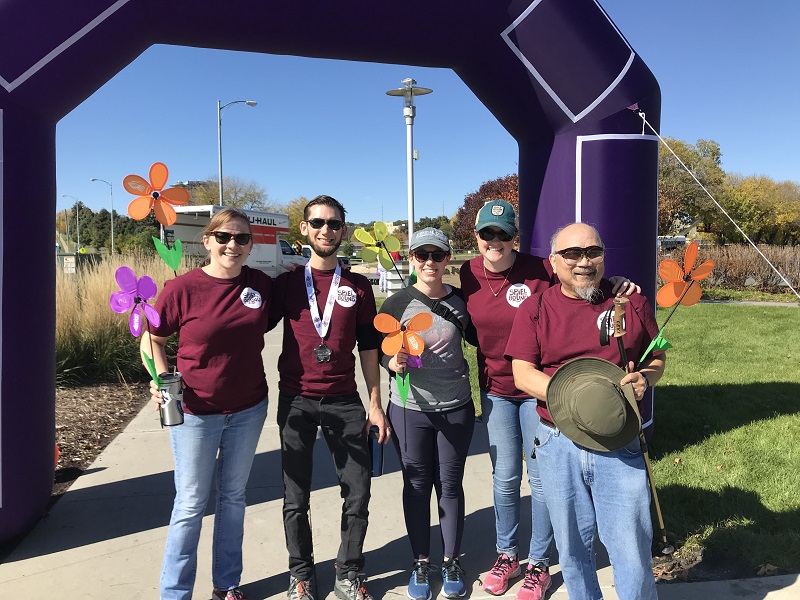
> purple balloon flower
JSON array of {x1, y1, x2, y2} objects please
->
[{"x1": 109, "y1": 266, "x2": 161, "y2": 336}]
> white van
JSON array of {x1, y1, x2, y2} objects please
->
[{"x1": 163, "y1": 205, "x2": 307, "y2": 277}]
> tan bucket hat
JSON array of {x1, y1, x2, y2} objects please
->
[{"x1": 546, "y1": 357, "x2": 640, "y2": 452}]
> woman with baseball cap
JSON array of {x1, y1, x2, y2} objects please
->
[{"x1": 378, "y1": 227, "x2": 476, "y2": 600}]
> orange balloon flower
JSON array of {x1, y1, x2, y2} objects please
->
[
  {"x1": 374, "y1": 312, "x2": 433, "y2": 356},
  {"x1": 123, "y1": 162, "x2": 189, "y2": 226},
  {"x1": 656, "y1": 241, "x2": 714, "y2": 307}
]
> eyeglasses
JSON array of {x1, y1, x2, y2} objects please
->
[
  {"x1": 305, "y1": 218, "x2": 343, "y2": 231},
  {"x1": 412, "y1": 250, "x2": 449, "y2": 263},
  {"x1": 554, "y1": 246, "x2": 605, "y2": 263},
  {"x1": 477, "y1": 228, "x2": 514, "y2": 242},
  {"x1": 212, "y1": 231, "x2": 252, "y2": 246}
]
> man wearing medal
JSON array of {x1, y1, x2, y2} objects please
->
[{"x1": 269, "y1": 195, "x2": 389, "y2": 600}]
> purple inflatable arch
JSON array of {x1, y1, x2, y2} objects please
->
[{"x1": 0, "y1": 0, "x2": 660, "y2": 540}]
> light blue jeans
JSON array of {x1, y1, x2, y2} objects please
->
[
  {"x1": 160, "y1": 399, "x2": 267, "y2": 600},
  {"x1": 481, "y1": 392, "x2": 554, "y2": 564},
  {"x1": 534, "y1": 422, "x2": 657, "y2": 600}
]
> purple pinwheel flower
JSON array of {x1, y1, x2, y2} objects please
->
[{"x1": 109, "y1": 266, "x2": 161, "y2": 336}]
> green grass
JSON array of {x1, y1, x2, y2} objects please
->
[
  {"x1": 382, "y1": 294, "x2": 800, "y2": 570},
  {"x1": 649, "y1": 303, "x2": 800, "y2": 570},
  {"x1": 702, "y1": 288, "x2": 800, "y2": 303}
]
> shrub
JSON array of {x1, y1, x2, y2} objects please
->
[
  {"x1": 658, "y1": 244, "x2": 800, "y2": 294},
  {"x1": 56, "y1": 253, "x2": 179, "y2": 387}
]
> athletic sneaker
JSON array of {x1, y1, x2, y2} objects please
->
[
  {"x1": 515, "y1": 563, "x2": 552, "y2": 600},
  {"x1": 441, "y1": 557, "x2": 467, "y2": 598},
  {"x1": 212, "y1": 588, "x2": 247, "y2": 600},
  {"x1": 407, "y1": 560, "x2": 432, "y2": 600},
  {"x1": 333, "y1": 571, "x2": 372, "y2": 600},
  {"x1": 287, "y1": 576, "x2": 316, "y2": 600},
  {"x1": 482, "y1": 554, "x2": 521, "y2": 595}
]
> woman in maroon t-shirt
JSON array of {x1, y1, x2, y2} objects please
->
[{"x1": 141, "y1": 208, "x2": 271, "y2": 600}]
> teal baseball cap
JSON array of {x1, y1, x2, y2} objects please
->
[{"x1": 475, "y1": 199, "x2": 517, "y2": 236}]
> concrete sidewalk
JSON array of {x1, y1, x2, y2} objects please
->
[{"x1": 1, "y1": 325, "x2": 797, "y2": 599}]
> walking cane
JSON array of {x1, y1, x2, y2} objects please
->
[{"x1": 613, "y1": 297, "x2": 675, "y2": 555}]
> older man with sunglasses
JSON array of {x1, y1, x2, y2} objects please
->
[
  {"x1": 268, "y1": 195, "x2": 389, "y2": 600},
  {"x1": 505, "y1": 222, "x2": 666, "y2": 600},
  {"x1": 460, "y1": 202, "x2": 638, "y2": 600}
]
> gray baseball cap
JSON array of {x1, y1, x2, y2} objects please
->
[{"x1": 409, "y1": 227, "x2": 451, "y2": 252}]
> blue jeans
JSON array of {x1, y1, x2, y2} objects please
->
[
  {"x1": 534, "y1": 422, "x2": 657, "y2": 600},
  {"x1": 481, "y1": 392, "x2": 554, "y2": 563},
  {"x1": 161, "y1": 399, "x2": 267, "y2": 600}
]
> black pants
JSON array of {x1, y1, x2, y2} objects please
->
[
  {"x1": 277, "y1": 392, "x2": 371, "y2": 580},
  {"x1": 387, "y1": 401, "x2": 475, "y2": 560}
]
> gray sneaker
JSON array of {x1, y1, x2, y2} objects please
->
[
  {"x1": 333, "y1": 572, "x2": 372, "y2": 600},
  {"x1": 287, "y1": 576, "x2": 316, "y2": 600}
]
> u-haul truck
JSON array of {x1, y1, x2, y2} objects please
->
[{"x1": 163, "y1": 205, "x2": 307, "y2": 277}]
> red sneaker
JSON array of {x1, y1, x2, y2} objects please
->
[
  {"x1": 482, "y1": 554, "x2": 521, "y2": 595},
  {"x1": 212, "y1": 588, "x2": 247, "y2": 600},
  {"x1": 515, "y1": 563, "x2": 551, "y2": 600}
]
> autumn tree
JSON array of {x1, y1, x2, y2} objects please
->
[
  {"x1": 284, "y1": 196, "x2": 309, "y2": 246},
  {"x1": 452, "y1": 174, "x2": 518, "y2": 250},
  {"x1": 183, "y1": 176, "x2": 283, "y2": 211},
  {"x1": 721, "y1": 175, "x2": 800, "y2": 244},
  {"x1": 657, "y1": 138, "x2": 725, "y2": 235}
]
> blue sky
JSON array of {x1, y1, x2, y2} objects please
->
[{"x1": 56, "y1": 1, "x2": 800, "y2": 224}]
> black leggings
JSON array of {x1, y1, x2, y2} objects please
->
[{"x1": 388, "y1": 401, "x2": 475, "y2": 560}]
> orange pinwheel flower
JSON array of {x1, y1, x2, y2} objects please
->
[
  {"x1": 374, "y1": 312, "x2": 433, "y2": 356},
  {"x1": 656, "y1": 241, "x2": 714, "y2": 307},
  {"x1": 123, "y1": 162, "x2": 189, "y2": 226}
]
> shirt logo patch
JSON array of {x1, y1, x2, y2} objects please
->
[
  {"x1": 506, "y1": 283, "x2": 531, "y2": 308},
  {"x1": 240, "y1": 287, "x2": 262, "y2": 309},
  {"x1": 337, "y1": 286, "x2": 358, "y2": 307}
]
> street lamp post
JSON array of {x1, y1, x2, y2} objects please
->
[
  {"x1": 62, "y1": 194, "x2": 81, "y2": 252},
  {"x1": 90, "y1": 178, "x2": 114, "y2": 254},
  {"x1": 217, "y1": 99, "x2": 258, "y2": 206},
  {"x1": 386, "y1": 78, "x2": 432, "y2": 246}
]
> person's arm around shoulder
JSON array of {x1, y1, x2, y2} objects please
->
[{"x1": 608, "y1": 275, "x2": 641, "y2": 296}]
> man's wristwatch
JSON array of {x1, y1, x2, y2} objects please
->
[{"x1": 640, "y1": 371, "x2": 650, "y2": 391}]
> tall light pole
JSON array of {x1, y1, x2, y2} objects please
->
[
  {"x1": 62, "y1": 194, "x2": 80, "y2": 251},
  {"x1": 386, "y1": 78, "x2": 432, "y2": 246},
  {"x1": 217, "y1": 99, "x2": 257, "y2": 206},
  {"x1": 90, "y1": 178, "x2": 114, "y2": 254}
]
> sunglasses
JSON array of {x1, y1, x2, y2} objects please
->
[
  {"x1": 305, "y1": 218, "x2": 343, "y2": 231},
  {"x1": 412, "y1": 250, "x2": 449, "y2": 263},
  {"x1": 212, "y1": 231, "x2": 252, "y2": 246},
  {"x1": 477, "y1": 228, "x2": 514, "y2": 242},
  {"x1": 554, "y1": 246, "x2": 605, "y2": 262}
]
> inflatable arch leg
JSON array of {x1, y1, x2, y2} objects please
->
[{"x1": 0, "y1": 0, "x2": 659, "y2": 540}]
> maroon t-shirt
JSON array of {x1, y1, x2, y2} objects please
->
[
  {"x1": 270, "y1": 266, "x2": 379, "y2": 397},
  {"x1": 504, "y1": 280, "x2": 661, "y2": 422},
  {"x1": 152, "y1": 266, "x2": 272, "y2": 415},
  {"x1": 460, "y1": 252, "x2": 555, "y2": 398}
]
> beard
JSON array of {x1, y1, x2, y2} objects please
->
[
  {"x1": 308, "y1": 237, "x2": 341, "y2": 258},
  {"x1": 574, "y1": 283, "x2": 602, "y2": 303}
]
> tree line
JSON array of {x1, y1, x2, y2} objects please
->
[{"x1": 58, "y1": 139, "x2": 800, "y2": 254}]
